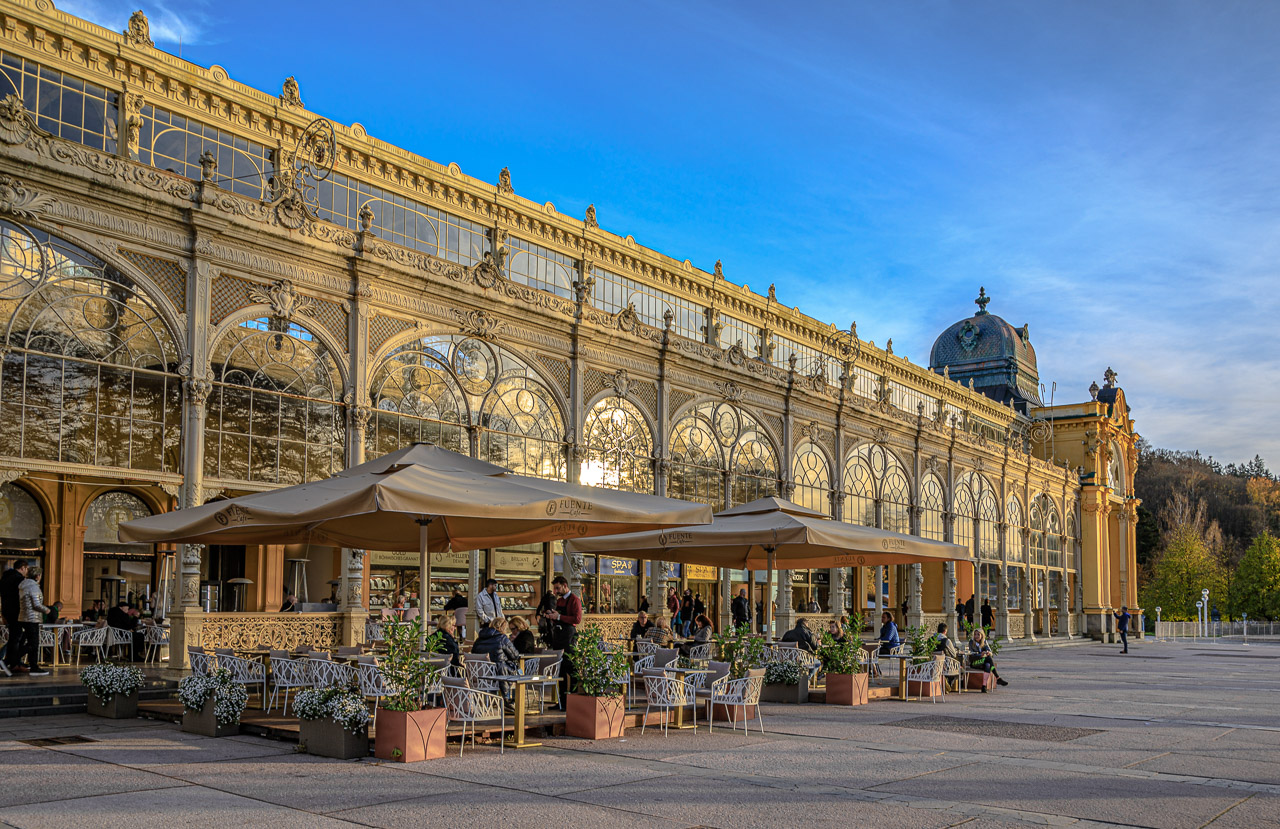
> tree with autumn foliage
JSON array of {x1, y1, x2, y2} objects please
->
[{"x1": 1139, "y1": 525, "x2": 1226, "y2": 621}]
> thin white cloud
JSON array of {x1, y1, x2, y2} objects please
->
[{"x1": 57, "y1": 0, "x2": 209, "y2": 45}]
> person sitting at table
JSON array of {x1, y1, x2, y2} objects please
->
[
  {"x1": 646, "y1": 616, "x2": 674, "y2": 647},
  {"x1": 80, "y1": 599, "x2": 104, "y2": 623},
  {"x1": 877, "y1": 611, "x2": 900, "y2": 656},
  {"x1": 934, "y1": 622, "x2": 961, "y2": 686},
  {"x1": 780, "y1": 618, "x2": 818, "y2": 652},
  {"x1": 630, "y1": 611, "x2": 654, "y2": 641},
  {"x1": 472, "y1": 617, "x2": 520, "y2": 703},
  {"x1": 43, "y1": 600, "x2": 62, "y2": 624},
  {"x1": 508, "y1": 615, "x2": 537, "y2": 654},
  {"x1": 435, "y1": 614, "x2": 462, "y2": 668},
  {"x1": 826, "y1": 618, "x2": 847, "y2": 644},
  {"x1": 680, "y1": 614, "x2": 714, "y2": 657},
  {"x1": 279, "y1": 592, "x2": 297, "y2": 613},
  {"x1": 968, "y1": 627, "x2": 1008, "y2": 690}
]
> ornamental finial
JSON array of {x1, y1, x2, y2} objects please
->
[{"x1": 975, "y1": 286, "x2": 990, "y2": 315}]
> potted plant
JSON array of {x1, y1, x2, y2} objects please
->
[
  {"x1": 904, "y1": 623, "x2": 944, "y2": 697},
  {"x1": 817, "y1": 614, "x2": 868, "y2": 706},
  {"x1": 760, "y1": 659, "x2": 808, "y2": 704},
  {"x1": 713, "y1": 623, "x2": 768, "y2": 678},
  {"x1": 373, "y1": 617, "x2": 447, "y2": 762},
  {"x1": 80, "y1": 663, "x2": 145, "y2": 719},
  {"x1": 565, "y1": 623, "x2": 630, "y2": 740},
  {"x1": 295, "y1": 687, "x2": 371, "y2": 759},
  {"x1": 178, "y1": 668, "x2": 248, "y2": 737}
]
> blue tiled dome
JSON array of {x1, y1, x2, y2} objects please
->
[{"x1": 929, "y1": 288, "x2": 1041, "y2": 410}]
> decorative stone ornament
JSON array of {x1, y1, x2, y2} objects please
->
[
  {"x1": 0, "y1": 95, "x2": 37, "y2": 145},
  {"x1": 249, "y1": 279, "x2": 314, "y2": 320},
  {"x1": 280, "y1": 76, "x2": 304, "y2": 109},
  {"x1": 498, "y1": 166, "x2": 513, "y2": 194},
  {"x1": 451, "y1": 308, "x2": 506, "y2": 341},
  {"x1": 610, "y1": 368, "x2": 632, "y2": 398},
  {"x1": 123, "y1": 10, "x2": 153, "y2": 47},
  {"x1": 585, "y1": 203, "x2": 598, "y2": 229},
  {"x1": 715, "y1": 380, "x2": 744, "y2": 403},
  {"x1": 0, "y1": 175, "x2": 54, "y2": 219},
  {"x1": 713, "y1": 259, "x2": 724, "y2": 279}
]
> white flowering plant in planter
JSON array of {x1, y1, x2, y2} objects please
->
[
  {"x1": 763, "y1": 660, "x2": 805, "y2": 686},
  {"x1": 177, "y1": 668, "x2": 248, "y2": 726},
  {"x1": 294, "y1": 688, "x2": 371, "y2": 733},
  {"x1": 79, "y1": 663, "x2": 146, "y2": 703}
]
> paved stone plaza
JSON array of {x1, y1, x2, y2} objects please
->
[{"x1": 1, "y1": 640, "x2": 1277, "y2": 829}]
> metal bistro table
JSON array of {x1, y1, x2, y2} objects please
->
[
  {"x1": 882, "y1": 653, "x2": 913, "y2": 699},
  {"x1": 491, "y1": 673, "x2": 546, "y2": 749},
  {"x1": 661, "y1": 665, "x2": 710, "y2": 729},
  {"x1": 42, "y1": 623, "x2": 82, "y2": 666}
]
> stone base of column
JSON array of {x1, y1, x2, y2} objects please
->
[
  {"x1": 340, "y1": 610, "x2": 364, "y2": 647},
  {"x1": 167, "y1": 607, "x2": 204, "y2": 670}
]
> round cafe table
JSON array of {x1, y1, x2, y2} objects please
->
[{"x1": 490, "y1": 674, "x2": 546, "y2": 748}]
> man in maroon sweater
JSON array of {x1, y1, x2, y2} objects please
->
[{"x1": 543, "y1": 576, "x2": 581, "y2": 708}]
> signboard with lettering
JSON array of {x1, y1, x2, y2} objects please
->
[
  {"x1": 597, "y1": 557, "x2": 639, "y2": 576},
  {"x1": 370, "y1": 550, "x2": 482, "y2": 570},
  {"x1": 494, "y1": 551, "x2": 545, "y2": 573},
  {"x1": 685, "y1": 565, "x2": 718, "y2": 580}
]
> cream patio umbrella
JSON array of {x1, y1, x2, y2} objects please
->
[
  {"x1": 119, "y1": 443, "x2": 714, "y2": 644},
  {"x1": 565, "y1": 496, "x2": 972, "y2": 637}
]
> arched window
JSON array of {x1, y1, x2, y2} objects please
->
[
  {"x1": 918, "y1": 473, "x2": 946, "y2": 541},
  {"x1": 1108, "y1": 442, "x2": 1126, "y2": 496},
  {"x1": 841, "y1": 453, "x2": 875, "y2": 526},
  {"x1": 1005, "y1": 495, "x2": 1025, "y2": 563},
  {"x1": 1045, "y1": 497, "x2": 1063, "y2": 568},
  {"x1": 952, "y1": 478, "x2": 975, "y2": 557},
  {"x1": 791, "y1": 443, "x2": 831, "y2": 516},
  {"x1": 84, "y1": 491, "x2": 153, "y2": 548},
  {"x1": 206, "y1": 317, "x2": 344, "y2": 485},
  {"x1": 1066, "y1": 511, "x2": 1078, "y2": 570},
  {"x1": 1029, "y1": 496, "x2": 1045, "y2": 567},
  {"x1": 367, "y1": 340, "x2": 468, "y2": 457},
  {"x1": 977, "y1": 489, "x2": 1000, "y2": 561},
  {"x1": 0, "y1": 482, "x2": 44, "y2": 549},
  {"x1": 0, "y1": 221, "x2": 182, "y2": 471},
  {"x1": 668, "y1": 402, "x2": 778, "y2": 507},
  {"x1": 842, "y1": 444, "x2": 911, "y2": 533},
  {"x1": 581, "y1": 397, "x2": 653, "y2": 493}
]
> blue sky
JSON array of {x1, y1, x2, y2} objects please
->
[{"x1": 64, "y1": 0, "x2": 1280, "y2": 467}]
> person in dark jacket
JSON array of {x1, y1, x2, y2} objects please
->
[
  {"x1": 434, "y1": 614, "x2": 462, "y2": 667},
  {"x1": 442, "y1": 588, "x2": 467, "y2": 639},
  {"x1": 107, "y1": 601, "x2": 144, "y2": 661},
  {"x1": 692, "y1": 593, "x2": 706, "y2": 619},
  {"x1": 877, "y1": 611, "x2": 900, "y2": 656},
  {"x1": 630, "y1": 611, "x2": 654, "y2": 641},
  {"x1": 1, "y1": 559, "x2": 29, "y2": 670},
  {"x1": 508, "y1": 615, "x2": 538, "y2": 654},
  {"x1": 638, "y1": 595, "x2": 649, "y2": 613},
  {"x1": 1114, "y1": 606, "x2": 1131, "y2": 654},
  {"x1": 471, "y1": 617, "x2": 521, "y2": 702},
  {"x1": 678, "y1": 593, "x2": 695, "y2": 636},
  {"x1": 731, "y1": 588, "x2": 752, "y2": 630},
  {"x1": 279, "y1": 593, "x2": 297, "y2": 612},
  {"x1": 981, "y1": 599, "x2": 994, "y2": 629},
  {"x1": 780, "y1": 618, "x2": 818, "y2": 653}
]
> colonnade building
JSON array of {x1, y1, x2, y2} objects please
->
[{"x1": 0, "y1": 2, "x2": 1140, "y2": 656}]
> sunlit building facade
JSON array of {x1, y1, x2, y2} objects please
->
[{"x1": 0, "y1": 2, "x2": 1140, "y2": 658}]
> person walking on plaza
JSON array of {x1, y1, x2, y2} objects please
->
[
  {"x1": 1, "y1": 559, "x2": 29, "y2": 674},
  {"x1": 544, "y1": 575, "x2": 581, "y2": 709},
  {"x1": 981, "y1": 599, "x2": 994, "y2": 630},
  {"x1": 18, "y1": 566, "x2": 50, "y2": 676},
  {"x1": 476, "y1": 579, "x2": 504, "y2": 627},
  {"x1": 1114, "y1": 606, "x2": 1131, "y2": 654},
  {"x1": 731, "y1": 587, "x2": 752, "y2": 630},
  {"x1": 679, "y1": 591, "x2": 694, "y2": 636}
]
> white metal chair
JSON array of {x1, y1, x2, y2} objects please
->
[
  {"x1": 462, "y1": 656, "x2": 500, "y2": 694},
  {"x1": 356, "y1": 662, "x2": 393, "y2": 713},
  {"x1": 267, "y1": 655, "x2": 310, "y2": 715},
  {"x1": 38, "y1": 627, "x2": 56, "y2": 664},
  {"x1": 905, "y1": 657, "x2": 944, "y2": 703},
  {"x1": 942, "y1": 656, "x2": 963, "y2": 694},
  {"x1": 143, "y1": 626, "x2": 169, "y2": 663},
  {"x1": 629, "y1": 654, "x2": 655, "y2": 700},
  {"x1": 187, "y1": 647, "x2": 215, "y2": 676},
  {"x1": 708, "y1": 675, "x2": 765, "y2": 735},
  {"x1": 0, "y1": 625, "x2": 9, "y2": 676},
  {"x1": 641, "y1": 674, "x2": 698, "y2": 736},
  {"x1": 773, "y1": 645, "x2": 821, "y2": 681},
  {"x1": 73, "y1": 626, "x2": 110, "y2": 664},
  {"x1": 635, "y1": 639, "x2": 658, "y2": 654},
  {"x1": 221, "y1": 654, "x2": 268, "y2": 704},
  {"x1": 108, "y1": 627, "x2": 135, "y2": 660},
  {"x1": 688, "y1": 643, "x2": 714, "y2": 661},
  {"x1": 532, "y1": 658, "x2": 562, "y2": 712},
  {"x1": 442, "y1": 676, "x2": 506, "y2": 755},
  {"x1": 308, "y1": 658, "x2": 356, "y2": 689},
  {"x1": 363, "y1": 621, "x2": 384, "y2": 642}
]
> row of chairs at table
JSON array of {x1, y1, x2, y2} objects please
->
[{"x1": 21, "y1": 624, "x2": 170, "y2": 665}]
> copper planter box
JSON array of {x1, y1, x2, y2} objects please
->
[
  {"x1": 87, "y1": 690, "x2": 138, "y2": 719},
  {"x1": 300, "y1": 718, "x2": 370, "y2": 760},
  {"x1": 182, "y1": 699, "x2": 240, "y2": 737},
  {"x1": 824, "y1": 672, "x2": 869, "y2": 706},
  {"x1": 374, "y1": 708, "x2": 447, "y2": 762},
  {"x1": 566, "y1": 694, "x2": 627, "y2": 740}
]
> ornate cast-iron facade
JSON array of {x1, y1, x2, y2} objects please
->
[{"x1": 0, "y1": 2, "x2": 1140, "y2": 659}]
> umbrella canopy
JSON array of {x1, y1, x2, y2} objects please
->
[
  {"x1": 564, "y1": 496, "x2": 969, "y2": 570},
  {"x1": 119, "y1": 443, "x2": 714, "y2": 549}
]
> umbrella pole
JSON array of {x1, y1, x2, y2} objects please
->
[
  {"x1": 417, "y1": 517, "x2": 434, "y2": 652},
  {"x1": 765, "y1": 547, "x2": 776, "y2": 639}
]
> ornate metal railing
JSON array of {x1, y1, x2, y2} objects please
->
[{"x1": 198, "y1": 612, "x2": 344, "y2": 651}]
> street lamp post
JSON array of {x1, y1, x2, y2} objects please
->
[
  {"x1": 1155, "y1": 606, "x2": 1162, "y2": 642},
  {"x1": 1195, "y1": 601, "x2": 1203, "y2": 643},
  {"x1": 1201, "y1": 588, "x2": 1211, "y2": 640},
  {"x1": 1242, "y1": 612, "x2": 1248, "y2": 646}
]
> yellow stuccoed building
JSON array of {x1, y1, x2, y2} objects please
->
[{"x1": 0, "y1": 2, "x2": 1138, "y2": 663}]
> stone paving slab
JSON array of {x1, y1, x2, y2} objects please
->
[{"x1": 0, "y1": 745, "x2": 180, "y2": 809}]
